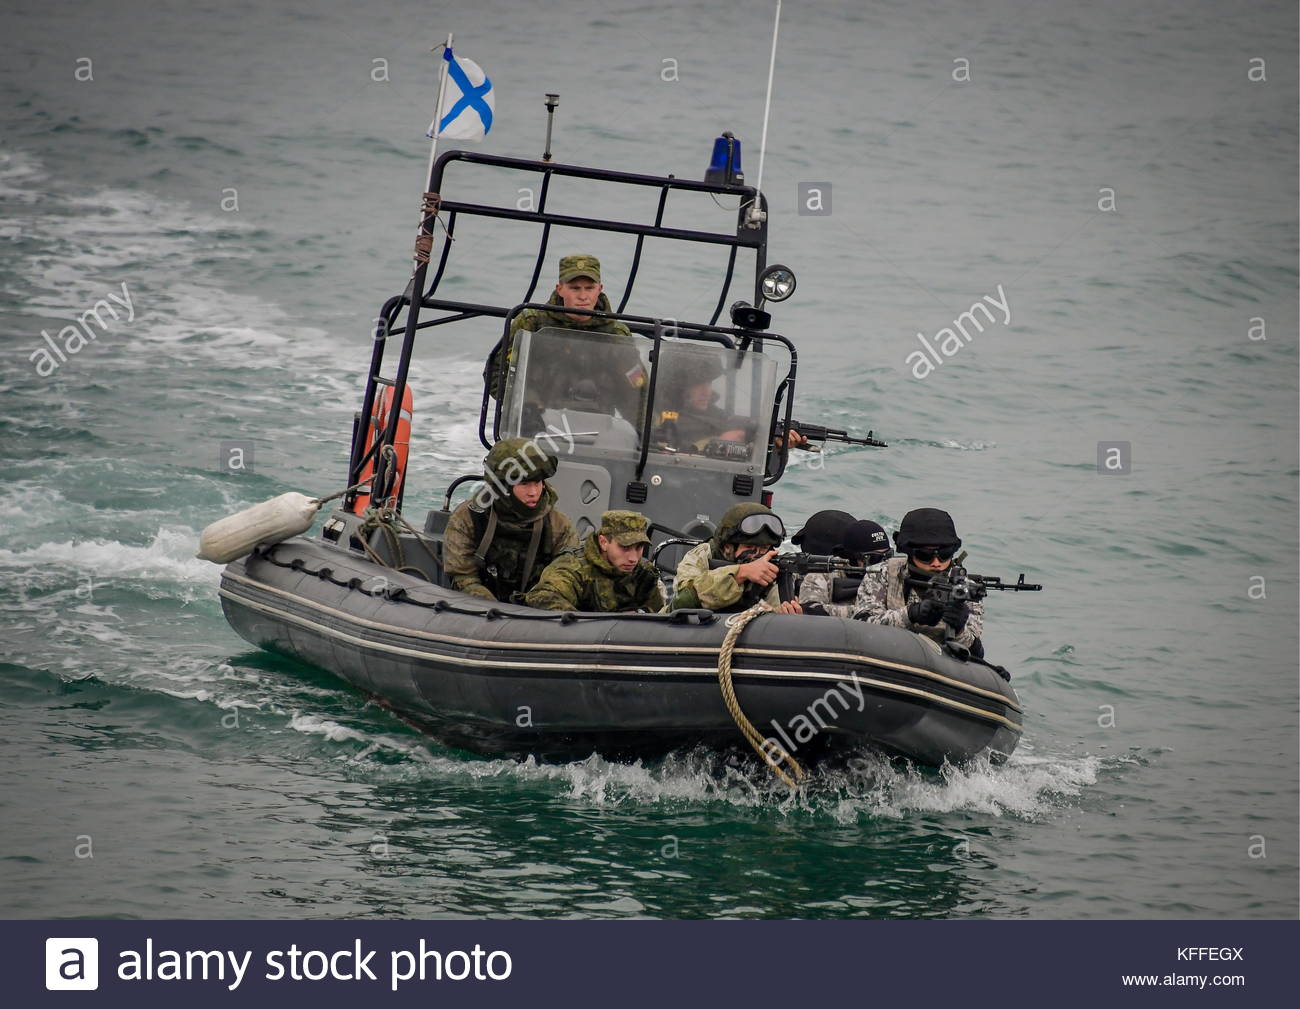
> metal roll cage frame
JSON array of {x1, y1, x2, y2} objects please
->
[{"x1": 346, "y1": 150, "x2": 801, "y2": 513}]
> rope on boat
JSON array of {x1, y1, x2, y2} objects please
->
[
  {"x1": 313, "y1": 477, "x2": 369, "y2": 507},
  {"x1": 356, "y1": 503, "x2": 443, "y2": 582},
  {"x1": 716, "y1": 602, "x2": 805, "y2": 789}
]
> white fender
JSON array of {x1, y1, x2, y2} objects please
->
[{"x1": 197, "y1": 492, "x2": 320, "y2": 564}]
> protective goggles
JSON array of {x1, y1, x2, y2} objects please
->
[
  {"x1": 734, "y1": 513, "x2": 786, "y2": 543},
  {"x1": 910, "y1": 545, "x2": 957, "y2": 564}
]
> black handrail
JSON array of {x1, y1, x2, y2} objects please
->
[
  {"x1": 360, "y1": 148, "x2": 790, "y2": 504},
  {"x1": 521, "y1": 170, "x2": 554, "y2": 304},
  {"x1": 617, "y1": 183, "x2": 670, "y2": 314},
  {"x1": 634, "y1": 321, "x2": 665, "y2": 481}
]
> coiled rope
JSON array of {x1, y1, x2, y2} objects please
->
[
  {"x1": 356, "y1": 504, "x2": 443, "y2": 582},
  {"x1": 716, "y1": 602, "x2": 805, "y2": 789}
]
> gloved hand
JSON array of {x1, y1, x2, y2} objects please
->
[
  {"x1": 907, "y1": 597, "x2": 944, "y2": 626},
  {"x1": 943, "y1": 598, "x2": 971, "y2": 633},
  {"x1": 802, "y1": 601, "x2": 828, "y2": 617}
]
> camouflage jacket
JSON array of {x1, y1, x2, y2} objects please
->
[
  {"x1": 798, "y1": 570, "x2": 857, "y2": 618},
  {"x1": 669, "y1": 541, "x2": 781, "y2": 612},
  {"x1": 851, "y1": 555, "x2": 983, "y2": 648},
  {"x1": 442, "y1": 488, "x2": 579, "y2": 602},
  {"x1": 488, "y1": 291, "x2": 637, "y2": 404},
  {"x1": 523, "y1": 533, "x2": 665, "y2": 613}
]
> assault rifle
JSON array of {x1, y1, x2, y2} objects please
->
[
  {"x1": 904, "y1": 565, "x2": 1044, "y2": 608},
  {"x1": 711, "y1": 551, "x2": 864, "y2": 603},
  {"x1": 777, "y1": 420, "x2": 888, "y2": 450}
]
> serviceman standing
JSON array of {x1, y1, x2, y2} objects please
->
[
  {"x1": 524, "y1": 510, "x2": 665, "y2": 613},
  {"x1": 669, "y1": 502, "x2": 803, "y2": 614},
  {"x1": 487, "y1": 254, "x2": 646, "y2": 420},
  {"x1": 443, "y1": 438, "x2": 579, "y2": 602}
]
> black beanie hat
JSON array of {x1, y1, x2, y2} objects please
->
[
  {"x1": 791, "y1": 509, "x2": 855, "y2": 554},
  {"x1": 893, "y1": 508, "x2": 961, "y2": 551}
]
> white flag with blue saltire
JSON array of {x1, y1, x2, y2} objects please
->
[{"x1": 427, "y1": 46, "x2": 494, "y2": 140}]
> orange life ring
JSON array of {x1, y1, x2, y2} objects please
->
[{"x1": 351, "y1": 384, "x2": 413, "y2": 513}]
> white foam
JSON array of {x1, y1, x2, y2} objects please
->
[
  {"x1": 938, "y1": 439, "x2": 996, "y2": 451},
  {"x1": 4, "y1": 144, "x2": 339, "y2": 370},
  {"x1": 286, "y1": 714, "x2": 441, "y2": 767},
  {"x1": 0, "y1": 525, "x2": 216, "y2": 588},
  {"x1": 275, "y1": 729, "x2": 1105, "y2": 821},
  {"x1": 0, "y1": 150, "x2": 44, "y2": 202}
]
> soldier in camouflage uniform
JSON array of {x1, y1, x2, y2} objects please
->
[
  {"x1": 651, "y1": 350, "x2": 754, "y2": 453},
  {"x1": 487, "y1": 254, "x2": 647, "y2": 422},
  {"x1": 851, "y1": 508, "x2": 983, "y2": 648},
  {"x1": 442, "y1": 437, "x2": 579, "y2": 602},
  {"x1": 669, "y1": 502, "x2": 804, "y2": 614},
  {"x1": 524, "y1": 510, "x2": 665, "y2": 613},
  {"x1": 800, "y1": 519, "x2": 891, "y2": 617}
]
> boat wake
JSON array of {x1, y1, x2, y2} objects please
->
[
  {"x1": 280, "y1": 707, "x2": 1108, "y2": 823},
  {"x1": 0, "y1": 526, "x2": 215, "y2": 594}
]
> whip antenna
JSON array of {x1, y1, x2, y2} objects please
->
[{"x1": 747, "y1": 0, "x2": 782, "y2": 226}]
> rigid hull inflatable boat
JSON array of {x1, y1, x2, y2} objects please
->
[
  {"x1": 211, "y1": 128, "x2": 1025, "y2": 768},
  {"x1": 219, "y1": 538, "x2": 1022, "y2": 765}
]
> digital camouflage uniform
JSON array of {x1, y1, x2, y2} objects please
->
[
  {"x1": 524, "y1": 511, "x2": 665, "y2": 613},
  {"x1": 799, "y1": 519, "x2": 890, "y2": 616},
  {"x1": 797, "y1": 571, "x2": 857, "y2": 618},
  {"x1": 442, "y1": 439, "x2": 579, "y2": 602},
  {"x1": 851, "y1": 555, "x2": 983, "y2": 648},
  {"x1": 669, "y1": 502, "x2": 783, "y2": 612},
  {"x1": 487, "y1": 255, "x2": 644, "y2": 419}
]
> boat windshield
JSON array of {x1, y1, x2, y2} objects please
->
[
  {"x1": 646, "y1": 340, "x2": 778, "y2": 469},
  {"x1": 501, "y1": 327, "x2": 650, "y2": 458},
  {"x1": 502, "y1": 327, "x2": 778, "y2": 467}
]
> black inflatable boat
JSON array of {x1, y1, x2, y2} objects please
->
[
  {"x1": 219, "y1": 537, "x2": 1022, "y2": 764},
  {"x1": 212, "y1": 130, "x2": 1025, "y2": 768}
]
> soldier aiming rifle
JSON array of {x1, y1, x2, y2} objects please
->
[
  {"x1": 712, "y1": 551, "x2": 865, "y2": 606},
  {"x1": 904, "y1": 564, "x2": 1043, "y2": 641}
]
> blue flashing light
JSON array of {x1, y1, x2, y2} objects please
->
[{"x1": 705, "y1": 133, "x2": 744, "y2": 186}]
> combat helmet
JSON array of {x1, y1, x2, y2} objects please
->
[
  {"x1": 893, "y1": 508, "x2": 961, "y2": 552},
  {"x1": 484, "y1": 437, "x2": 558, "y2": 485},
  {"x1": 655, "y1": 347, "x2": 727, "y2": 398},
  {"x1": 791, "y1": 509, "x2": 855, "y2": 555},
  {"x1": 713, "y1": 502, "x2": 785, "y2": 549}
]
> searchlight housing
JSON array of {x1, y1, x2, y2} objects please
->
[{"x1": 760, "y1": 264, "x2": 796, "y2": 302}]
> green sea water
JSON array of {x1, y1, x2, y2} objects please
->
[{"x1": 1, "y1": 0, "x2": 1296, "y2": 919}]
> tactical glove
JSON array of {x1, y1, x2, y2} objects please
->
[
  {"x1": 943, "y1": 599, "x2": 971, "y2": 633},
  {"x1": 802, "y1": 601, "x2": 828, "y2": 617},
  {"x1": 907, "y1": 597, "x2": 944, "y2": 626}
]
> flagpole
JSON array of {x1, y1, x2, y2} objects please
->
[
  {"x1": 375, "y1": 33, "x2": 453, "y2": 504},
  {"x1": 748, "y1": 0, "x2": 781, "y2": 226},
  {"x1": 420, "y1": 31, "x2": 453, "y2": 236}
]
